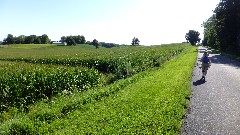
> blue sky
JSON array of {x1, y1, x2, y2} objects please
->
[{"x1": 0, "y1": 0, "x2": 219, "y2": 45}]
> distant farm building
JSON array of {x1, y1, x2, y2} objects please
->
[{"x1": 52, "y1": 41, "x2": 67, "y2": 45}]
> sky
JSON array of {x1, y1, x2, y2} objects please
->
[{"x1": 0, "y1": 0, "x2": 220, "y2": 45}]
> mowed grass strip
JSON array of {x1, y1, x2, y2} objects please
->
[{"x1": 45, "y1": 47, "x2": 197, "y2": 134}]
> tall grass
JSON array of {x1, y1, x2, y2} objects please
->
[{"x1": 0, "y1": 62, "x2": 104, "y2": 113}]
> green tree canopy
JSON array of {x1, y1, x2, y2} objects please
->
[
  {"x1": 66, "y1": 36, "x2": 76, "y2": 45},
  {"x1": 3, "y1": 34, "x2": 51, "y2": 44},
  {"x1": 60, "y1": 35, "x2": 86, "y2": 45},
  {"x1": 203, "y1": 0, "x2": 240, "y2": 53},
  {"x1": 131, "y1": 37, "x2": 140, "y2": 46},
  {"x1": 15, "y1": 35, "x2": 26, "y2": 44},
  {"x1": 60, "y1": 36, "x2": 67, "y2": 43},
  {"x1": 24, "y1": 35, "x2": 35, "y2": 44},
  {"x1": 92, "y1": 39, "x2": 99, "y2": 49},
  {"x1": 185, "y1": 30, "x2": 201, "y2": 45},
  {"x1": 3, "y1": 34, "x2": 15, "y2": 44},
  {"x1": 41, "y1": 34, "x2": 49, "y2": 44},
  {"x1": 214, "y1": 0, "x2": 240, "y2": 52},
  {"x1": 34, "y1": 36, "x2": 42, "y2": 44},
  {"x1": 202, "y1": 14, "x2": 219, "y2": 48},
  {"x1": 80, "y1": 35, "x2": 86, "y2": 44}
]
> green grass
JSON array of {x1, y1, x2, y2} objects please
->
[
  {"x1": 54, "y1": 47, "x2": 197, "y2": 134},
  {"x1": 0, "y1": 44, "x2": 188, "y2": 115},
  {"x1": 0, "y1": 46, "x2": 197, "y2": 134},
  {"x1": 5, "y1": 44, "x2": 54, "y2": 49},
  {"x1": 0, "y1": 44, "x2": 91, "y2": 58},
  {"x1": 0, "y1": 43, "x2": 187, "y2": 83},
  {"x1": 0, "y1": 43, "x2": 183, "y2": 58}
]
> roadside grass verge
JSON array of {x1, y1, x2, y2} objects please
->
[
  {"x1": 0, "y1": 46, "x2": 197, "y2": 134},
  {"x1": 54, "y1": 46, "x2": 197, "y2": 134}
]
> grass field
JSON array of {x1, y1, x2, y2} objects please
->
[
  {"x1": 0, "y1": 44, "x2": 197, "y2": 134},
  {"x1": 0, "y1": 44, "x2": 183, "y2": 58}
]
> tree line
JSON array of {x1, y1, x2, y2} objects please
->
[
  {"x1": 1, "y1": 34, "x2": 87, "y2": 46},
  {"x1": 203, "y1": 0, "x2": 240, "y2": 54},
  {"x1": 1, "y1": 34, "x2": 140, "y2": 48},
  {"x1": 60, "y1": 35, "x2": 86, "y2": 45},
  {"x1": 2, "y1": 34, "x2": 50, "y2": 45}
]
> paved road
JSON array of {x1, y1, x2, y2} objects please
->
[{"x1": 182, "y1": 46, "x2": 240, "y2": 135}]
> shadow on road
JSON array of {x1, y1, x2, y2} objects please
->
[
  {"x1": 210, "y1": 54, "x2": 240, "y2": 69},
  {"x1": 193, "y1": 79, "x2": 206, "y2": 86},
  {"x1": 198, "y1": 48, "x2": 240, "y2": 69}
]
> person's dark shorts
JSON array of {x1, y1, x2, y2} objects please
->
[{"x1": 202, "y1": 63, "x2": 209, "y2": 72}]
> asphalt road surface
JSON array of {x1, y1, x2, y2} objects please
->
[{"x1": 182, "y1": 46, "x2": 240, "y2": 135}]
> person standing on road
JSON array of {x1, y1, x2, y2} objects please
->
[{"x1": 201, "y1": 50, "x2": 211, "y2": 81}]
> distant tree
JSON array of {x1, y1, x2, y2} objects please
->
[
  {"x1": 101, "y1": 42, "x2": 119, "y2": 48},
  {"x1": 86, "y1": 41, "x2": 91, "y2": 44},
  {"x1": 41, "y1": 34, "x2": 49, "y2": 44},
  {"x1": 23, "y1": 36, "x2": 29, "y2": 44},
  {"x1": 15, "y1": 35, "x2": 26, "y2": 44},
  {"x1": 60, "y1": 35, "x2": 85, "y2": 45},
  {"x1": 3, "y1": 34, "x2": 15, "y2": 44},
  {"x1": 131, "y1": 37, "x2": 140, "y2": 46},
  {"x1": 185, "y1": 30, "x2": 201, "y2": 45},
  {"x1": 29, "y1": 35, "x2": 39, "y2": 44},
  {"x1": 2, "y1": 34, "x2": 51, "y2": 44},
  {"x1": 24, "y1": 35, "x2": 35, "y2": 44},
  {"x1": 60, "y1": 36, "x2": 67, "y2": 43},
  {"x1": 73, "y1": 35, "x2": 82, "y2": 44},
  {"x1": 66, "y1": 36, "x2": 76, "y2": 45},
  {"x1": 34, "y1": 36, "x2": 42, "y2": 44},
  {"x1": 92, "y1": 39, "x2": 99, "y2": 49},
  {"x1": 80, "y1": 35, "x2": 86, "y2": 44}
]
